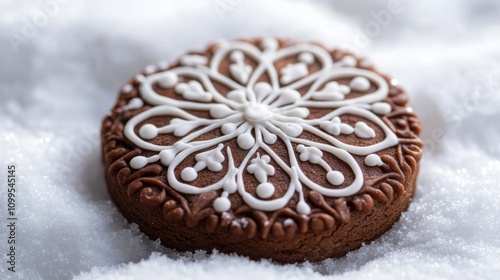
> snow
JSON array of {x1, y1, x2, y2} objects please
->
[{"x1": 1, "y1": 0, "x2": 499, "y2": 279}]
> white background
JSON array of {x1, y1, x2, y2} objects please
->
[{"x1": 1, "y1": 0, "x2": 499, "y2": 279}]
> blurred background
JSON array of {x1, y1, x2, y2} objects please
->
[{"x1": 1, "y1": 1, "x2": 499, "y2": 279}]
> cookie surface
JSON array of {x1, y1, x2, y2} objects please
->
[{"x1": 101, "y1": 38, "x2": 423, "y2": 263}]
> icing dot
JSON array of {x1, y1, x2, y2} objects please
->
[
  {"x1": 227, "y1": 90, "x2": 246, "y2": 103},
  {"x1": 327, "y1": 171, "x2": 344, "y2": 186},
  {"x1": 354, "y1": 122, "x2": 376, "y2": 138},
  {"x1": 297, "y1": 201, "x2": 311, "y2": 215},
  {"x1": 298, "y1": 52, "x2": 314, "y2": 65},
  {"x1": 244, "y1": 104, "x2": 272, "y2": 123},
  {"x1": 143, "y1": 64, "x2": 157, "y2": 74},
  {"x1": 181, "y1": 167, "x2": 198, "y2": 182},
  {"x1": 230, "y1": 50, "x2": 244, "y2": 61},
  {"x1": 213, "y1": 197, "x2": 231, "y2": 212},
  {"x1": 210, "y1": 104, "x2": 234, "y2": 119},
  {"x1": 256, "y1": 182, "x2": 274, "y2": 199},
  {"x1": 124, "y1": 98, "x2": 143, "y2": 110},
  {"x1": 340, "y1": 55, "x2": 357, "y2": 67},
  {"x1": 237, "y1": 132, "x2": 255, "y2": 150},
  {"x1": 221, "y1": 123, "x2": 238, "y2": 134},
  {"x1": 365, "y1": 154, "x2": 384, "y2": 166},
  {"x1": 254, "y1": 82, "x2": 272, "y2": 101},
  {"x1": 350, "y1": 76, "x2": 370, "y2": 91},
  {"x1": 262, "y1": 129, "x2": 278, "y2": 144},
  {"x1": 134, "y1": 74, "x2": 146, "y2": 83},
  {"x1": 261, "y1": 38, "x2": 278, "y2": 50},
  {"x1": 121, "y1": 84, "x2": 133, "y2": 94},
  {"x1": 180, "y1": 55, "x2": 208, "y2": 66},
  {"x1": 139, "y1": 124, "x2": 158, "y2": 139},
  {"x1": 282, "y1": 107, "x2": 309, "y2": 118},
  {"x1": 273, "y1": 89, "x2": 300, "y2": 107},
  {"x1": 279, "y1": 122, "x2": 303, "y2": 137},
  {"x1": 130, "y1": 156, "x2": 148, "y2": 169},
  {"x1": 158, "y1": 72, "x2": 179, "y2": 88},
  {"x1": 157, "y1": 61, "x2": 169, "y2": 70},
  {"x1": 372, "y1": 102, "x2": 392, "y2": 115}
]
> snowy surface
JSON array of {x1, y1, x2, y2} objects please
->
[{"x1": 1, "y1": 0, "x2": 500, "y2": 279}]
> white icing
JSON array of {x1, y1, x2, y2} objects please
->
[
  {"x1": 256, "y1": 183, "x2": 274, "y2": 199},
  {"x1": 261, "y1": 37, "x2": 278, "y2": 51},
  {"x1": 237, "y1": 130, "x2": 255, "y2": 150},
  {"x1": 175, "y1": 80, "x2": 212, "y2": 102},
  {"x1": 350, "y1": 76, "x2": 371, "y2": 92},
  {"x1": 229, "y1": 50, "x2": 252, "y2": 84},
  {"x1": 130, "y1": 156, "x2": 148, "y2": 169},
  {"x1": 122, "y1": 97, "x2": 143, "y2": 111},
  {"x1": 213, "y1": 191, "x2": 231, "y2": 212},
  {"x1": 338, "y1": 55, "x2": 357, "y2": 67},
  {"x1": 326, "y1": 171, "x2": 344, "y2": 186},
  {"x1": 134, "y1": 74, "x2": 146, "y2": 83},
  {"x1": 312, "y1": 81, "x2": 351, "y2": 101},
  {"x1": 158, "y1": 72, "x2": 179, "y2": 88},
  {"x1": 227, "y1": 90, "x2": 247, "y2": 103},
  {"x1": 297, "y1": 201, "x2": 311, "y2": 215},
  {"x1": 124, "y1": 38, "x2": 399, "y2": 214},
  {"x1": 354, "y1": 121, "x2": 376, "y2": 138},
  {"x1": 180, "y1": 55, "x2": 208, "y2": 66},
  {"x1": 365, "y1": 154, "x2": 384, "y2": 166},
  {"x1": 281, "y1": 62, "x2": 308, "y2": 84},
  {"x1": 139, "y1": 124, "x2": 157, "y2": 139},
  {"x1": 297, "y1": 144, "x2": 345, "y2": 186},
  {"x1": 298, "y1": 52, "x2": 314, "y2": 65},
  {"x1": 319, "y1": 117, "x2": 354, "y2": 136},
  {"x1": 157, "y1": 61, "x2": 169, "y2": 70},
  {"x1": 144, "y1": 64, "x2": 157, "y2": 74},
  {"x1": 247, "y1": 154, "x2": 275, "y2": 183},
  {"x1": 244, "y1": 104, "x2": 273, "y2": 123},
  {"x1": 121, "y1": 84, "x2": 133, "y2": 94},
  {"x1": 372, "y1": 102, "x2": 392, "y2": 115},
  {"x1": 181, "y1": 167, "x2": 197, "y2": 181}
]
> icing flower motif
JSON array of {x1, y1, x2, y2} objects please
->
[
  {"x1": 124, "y1": 38, "x2": 399, "y2": 215},
  {"x1": 247, "y1": 153, "x2": 276, "y2": 199},
  {"x1": 312, "y1": 81, "x2": 351, "y2": 101}
]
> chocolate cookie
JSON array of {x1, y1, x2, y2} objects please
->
[{"x1": 101, "y1": 38, "x2": 423, "y2": 263}]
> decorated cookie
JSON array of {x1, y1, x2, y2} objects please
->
[{"x1": 101, "y1": 38, "x2": 423, "y2": 263}]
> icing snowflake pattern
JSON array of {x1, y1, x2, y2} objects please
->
[{"x1": 124, "y1": 38, "x2": 398, "y2": 215}]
